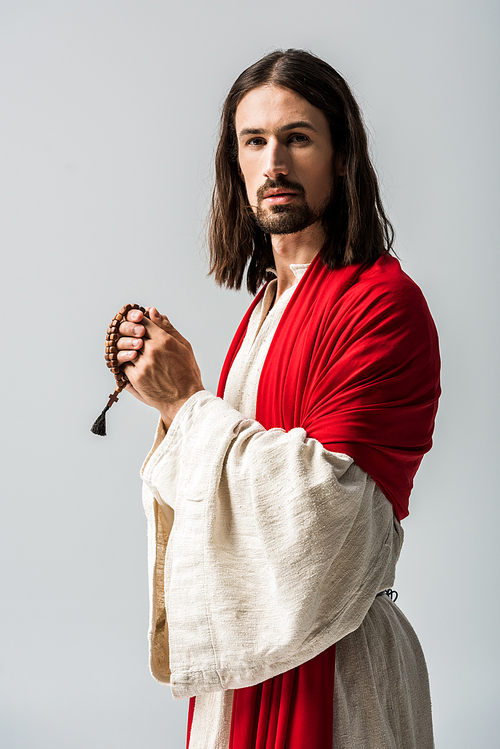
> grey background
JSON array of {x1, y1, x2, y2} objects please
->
[{"x1": 1, "y1": 1, "x2": 498, "y2": 747}]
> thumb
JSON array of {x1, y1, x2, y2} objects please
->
[{"x1": 149, "y1": 307, "x2": 192, "y2": 348}]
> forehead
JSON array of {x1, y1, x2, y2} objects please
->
[{"x1": 235, "y1": 84, "x2": 330, "y2": 137}]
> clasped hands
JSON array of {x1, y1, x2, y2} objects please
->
[{"x1": 115, "y1": 306, "x2": 204, "y2": 429}]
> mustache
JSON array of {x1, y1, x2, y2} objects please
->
[{"x1": 256, "y1": 176, "x2": 306, "y2": 202}]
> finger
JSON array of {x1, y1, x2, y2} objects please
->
[
  {"x1": 116, "y1": 336, "x2": 144, "y2": 351},
  {"x1": 117, "y1": 349, "x2": 139, "y2": 364},
  {"x1": 118, "y1": 321, "x2": 146, "y2": 338},
  {"x1": 126, "y1": 308, "x2": 144, "y2": 323}
]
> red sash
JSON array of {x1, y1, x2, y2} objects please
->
[{"x1": 218, "y1": 253, "x2": 440, "y2": 522}]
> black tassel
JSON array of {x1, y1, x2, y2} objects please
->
[
  {"x1": 91, "y1": 406, "x2": 109, "y2": 436},
  {"x1": 91, "y1": 390, "x2": 121, "y2": 436}
]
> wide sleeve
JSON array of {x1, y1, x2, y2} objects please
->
[{"x1": 141, "y1": 390, "x2": 403, "y2": 700}]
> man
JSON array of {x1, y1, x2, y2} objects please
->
[{"x1": 115, "y1": 49, "x2": 440, "y2": 748}]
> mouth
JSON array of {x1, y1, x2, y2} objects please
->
[
  {"x1": 263, "y1": 188, "x2": 296, "y2": 199},
  {"x1": 256, "y1": 178, "x2": 305, "y2": 208},
  {"x1": 263, "y1": 189, "x2": 298, "y2": 204}
]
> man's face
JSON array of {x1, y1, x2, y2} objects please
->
[{"x1": 235, "y1": 85, "x2": 335, "y2": 235}]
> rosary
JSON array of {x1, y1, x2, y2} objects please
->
[{"x1": 91, "y1": 303, "x2": 148, "y2": 436}]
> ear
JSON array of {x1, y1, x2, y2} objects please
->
[{"x1": 336, "y1": 153, "x2": 347, "y2": 177}]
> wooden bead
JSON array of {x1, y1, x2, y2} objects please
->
[{"x1": 103, "y1": 303, "x2": 149, "y2": 393}]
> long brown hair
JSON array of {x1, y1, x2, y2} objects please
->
[{"x1": 208, "y1": 49, "x2": 394, "y2": 294}]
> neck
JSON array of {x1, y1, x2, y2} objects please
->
[{"x1": 271, "y1": 220, "x2": 325, "y2": 300}]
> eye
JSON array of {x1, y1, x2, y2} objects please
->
[
  {"x1": 289, "y1": 133, "x2": 310, "y2": 144},
  {"x1": 245, "y1": 137, "x2": 266, "y2": 147}
]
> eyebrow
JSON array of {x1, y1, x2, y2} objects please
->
[{"x1": 238, "y1": 120, "x2": 317, "y2": 138}]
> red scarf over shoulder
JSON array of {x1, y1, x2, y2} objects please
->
[
  {"x1": 188, "y1": 253, "x2": 440, "y2": 749},
  {"x1": 218, "y1": 252, "x2": 440, "y2": 522}
]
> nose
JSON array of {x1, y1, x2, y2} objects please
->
[{"x1": 263, "y1": 139, "x2": 289, "y2": 180}]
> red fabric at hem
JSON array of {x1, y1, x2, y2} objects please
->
[{"x1": 229, "y1": 645, "x2": 336, "y2": 749}]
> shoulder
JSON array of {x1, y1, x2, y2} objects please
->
[
  {"x1": 316, "y1": 254, "x2": 440, "y2": 367},
  {"x1": 355, "y1": 253, "x2": 425, "y2": 302},
  {"x1": 339, "y1": 254, "x2": 436, "y2": 331}
]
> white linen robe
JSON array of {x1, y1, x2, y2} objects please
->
[{"x1": 141, "y1": 266, "x2": 434, "y2": 748}]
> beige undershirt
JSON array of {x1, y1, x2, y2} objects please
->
[{"x1": 224, "y1": 263, "x2": 309, "y2": 418}]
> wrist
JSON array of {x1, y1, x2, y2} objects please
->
[{"x1": 159, "y1": 388, "x2": 204, "y2": 429}]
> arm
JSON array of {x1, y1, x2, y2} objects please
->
[{"x1": 141, "y1": 390, "x2": 403, "y2": 698}]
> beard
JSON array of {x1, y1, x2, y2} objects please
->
[
  {"x1": 253, "y1": 176, "x2": 331, "y2": 236},
  {"x1": 255, "y1": 201, "x2": 316, "y2": 235}
]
